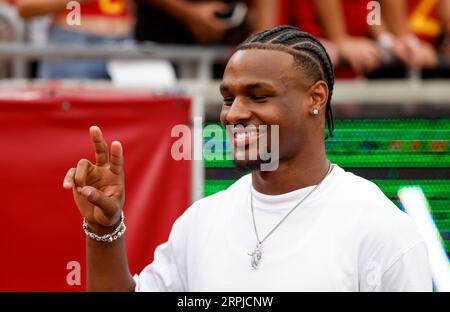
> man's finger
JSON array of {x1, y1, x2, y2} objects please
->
[
  {"x1": 89, "y1": 126, "x2": 109, "y2": 166},
  {"x1": 63, "y1": 168, "x2": 76, "y2": 189},
  {"x1": 109, "y1": 141, "x2": 124, "y2": 176},
  {"x1": 74, "y1": 159, "x2": 93, "y2": 188},
  {"x1": 79, "y1": 186, "x2": 119, "y2": 217}
]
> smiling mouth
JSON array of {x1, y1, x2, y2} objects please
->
[{"x1": 229, "y1": 126, "x2": 267, "y2": 148}]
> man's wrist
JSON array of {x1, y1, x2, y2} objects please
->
[
  {"x1": 377, "y1": 32, "x2": 395, "y2": 50},
  {"x1": 84, "y1": 213, "x2": 126, "y2": 243},
  {"x1": 86, "y1": 220, "x2": 121, "y2": 236}
]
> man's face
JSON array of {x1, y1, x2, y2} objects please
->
[{"x1": 220, "y1": 49, "x2": 311, "y2": 170}]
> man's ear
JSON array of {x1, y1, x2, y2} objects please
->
[{"x1": 306, "y1": 81, "x2": 329, "y2": 115}]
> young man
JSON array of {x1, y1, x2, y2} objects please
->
[{"x1": 63, "y1": 26, "x2": 432, "y2": 292}]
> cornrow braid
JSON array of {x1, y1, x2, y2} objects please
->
[{"x1": 236, "y1": 25, "x2": 335, "y2": 139}]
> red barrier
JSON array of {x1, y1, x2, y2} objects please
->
[{"x1": 0, "y1": 87, "x2": 191, "y2": 291}]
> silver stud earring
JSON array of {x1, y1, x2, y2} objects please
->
[{"x1": 312, "y1": 108, "x2": 319, "y2": 115}]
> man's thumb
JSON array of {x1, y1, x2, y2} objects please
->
[{"x1": 78, "y1": 186, "x2": 118, "y2": 216}]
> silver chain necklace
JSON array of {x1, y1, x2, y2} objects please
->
[{"x1": 248, "y1": 163, "x2": 334, "y2": 270}]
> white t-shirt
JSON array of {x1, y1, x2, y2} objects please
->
[{"x1": 134, "y1": 165, "x2": 432, "y2": 292}]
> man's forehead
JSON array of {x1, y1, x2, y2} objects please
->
[
  {"x1": 222, "y1": 49, "x2": 300, "y2": 89},
  {"x1": 226, "y1": 49, "x2": 295, "y2": 73}
]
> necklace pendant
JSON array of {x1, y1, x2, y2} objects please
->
[{"x1": 248, "y1": 243, "x2": 262, "y2": 270}]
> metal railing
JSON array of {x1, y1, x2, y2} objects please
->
[{"x1": 0, "y1": 41, "x2": 231, "y2": 80}]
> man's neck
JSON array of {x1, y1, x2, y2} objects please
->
[{"x1": 251, "y1": 150, "x2": 330, "y2": 196}]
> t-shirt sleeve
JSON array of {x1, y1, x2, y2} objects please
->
[
  {"x1": 374, "y1": 242, "x2": 433, "y2": 292},
  {"x1": 357, "y1": 189, "x2": 433, "y2": 292},
  {"x1": 133, "y1": 206, "x2": 195, "y2": 292},
  {"x1": 133, "y1": 241, "x2": 186, "y2": 292}
]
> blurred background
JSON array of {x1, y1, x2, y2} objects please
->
[{"x1": 0, "y1": 0, "x2": 448, "y2": 291}]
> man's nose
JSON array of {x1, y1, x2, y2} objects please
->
[{"x1": 224, "y1": 98, "x2": 252, "y2": 125}]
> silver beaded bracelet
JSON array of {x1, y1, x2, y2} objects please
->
[{"x1": 82, "y1": 212, "x2": 126, "y2": 243}]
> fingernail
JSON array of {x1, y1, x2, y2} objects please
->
[
  {"x1": 81, "y1": 186, "x2": 94, "y2": 197},
  {"x1": 63, "y1": 182, "x2": 71, "y2": 189}
]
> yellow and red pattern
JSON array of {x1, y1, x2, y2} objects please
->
[
  {"x1": 82, "y1": 0, "x2": 129, "y2": 18},
  {"x1": 408, "y1": 0, "x2": 441, "y2": 43}
]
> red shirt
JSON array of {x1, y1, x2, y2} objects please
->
[
  {"x1": 342, "y1": 0, "x2": 371, "y2": 37},
  {"x1": 407, "y1": 0, "x2": 441, "y2": 43},
  {"x1": 279, "y1": 0, "x2": 370, "y2": 38},
  {"x1": 278, "y1": 0, "x2": 323, "y2": 37},
  {"x1": 9, "y1": 0, "x2": 129, "y2": 18},
  {"x1": 82, "y1": 0, "x2": 128, "y2": 18}
]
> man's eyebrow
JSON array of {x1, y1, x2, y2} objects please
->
[
  {"x1": 220, "y1": 82, "x2": 276, "y2": 92},
  {"x1": 243, "y1": 82, "x2": 275, "y2": 90}
]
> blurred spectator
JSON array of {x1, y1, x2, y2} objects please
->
[
  {"x1": 279, "y1": 0, "x2": 445, "y2": 76},
  {"x1": 134, "y1": 0, "x2": 277, "y2": 45},
  {"x1": 134, "y1": 0, "x2": 277, "y2": 79},
  {"x1": 14, "y1": 0, "x2": 135, "y2": 79},
  {"x1": 279, "y1": 0, "x2": 385, "y2": 75},
  {"x1": 369, "y1": 0, "x2": 438, "y2": 69}
]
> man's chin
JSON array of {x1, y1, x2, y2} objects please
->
[{"x1": 233, "y1": 159, "x2": 264, "y2": 172}]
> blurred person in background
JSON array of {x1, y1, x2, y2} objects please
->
[
  {"x1": 279, "y1": 0, "x2": 441, "y2": 77},
  {"x1": 134, "y1": 0, "x2": 278, "y2": 45},
  {"x1": 404, "y1": 0, "x2": 450, "y2": 61},
  {"x1": 279, "y1": 0, "x2": 385, "y2": 76},
  {"x1": 3, "y1": 0, "x2": 51, "y2": 46},
  {"x1": 369, "y1": 0, "x2": 438, "y2": 69},
  {"x1": 134, "y1": 0, "x2": 278, "y2": 78},
  {"x1": 2, "y1": 0, "x2": 52, "y2": 78},
  {"x1": 14, "y1": 0, "x2": 135, "y2": 79}
]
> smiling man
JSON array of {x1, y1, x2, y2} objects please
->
[{"x1": 63, "y1": 26, "x2": 432, "y2": 292}]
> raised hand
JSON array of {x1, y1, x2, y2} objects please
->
[{"x1": 63, "y1": 126, "x2": 125, "y2": 230}]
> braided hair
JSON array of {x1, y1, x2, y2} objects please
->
[{"x1": 236, "y1": 25, "x2": 335, "y2": 138}]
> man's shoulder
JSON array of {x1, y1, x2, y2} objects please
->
[
  {"x1": 336, "y1": 168, "x2": 386, "y2": 200},
  {"x1": 334, "y1": 168, "x2": 398, "y2": 213},
  {"x1": 333, "y1": 167, "x2": 423, "y2": 246}
]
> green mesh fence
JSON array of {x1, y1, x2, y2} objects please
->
[{"x1": 202, "y1": 118, "x2": 450, "y2": 254}]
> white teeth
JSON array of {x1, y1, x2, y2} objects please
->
[
  {"x1": 234, "y1": 130, "x2": 257, "y2": 135},
  {"x1": 234, "y1": 131, "x2": 258, "y2": 143}
]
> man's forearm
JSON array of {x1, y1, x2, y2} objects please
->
[
  {"x1": 379, "y1": 0, "x2": 409, "y2": 36},
  {"x1": 247, "y1": 0, "x2": 278, "y2": 33},
  {"x1": 15, "y1": 0, "x2": 93, "y2": 18},
  {"x1": 368, "y1": 18, "x2": 388, "y2": 39},
  {"x1": 310, "y1": 0, "x2": 348, "y2": 42},
  {"x1": 86, "y1": 227, "x2": 135, "y2": 292}
]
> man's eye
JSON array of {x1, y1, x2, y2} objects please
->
[{"x1": 250, "y1": 96, "x2": 268, "y2": 101}]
